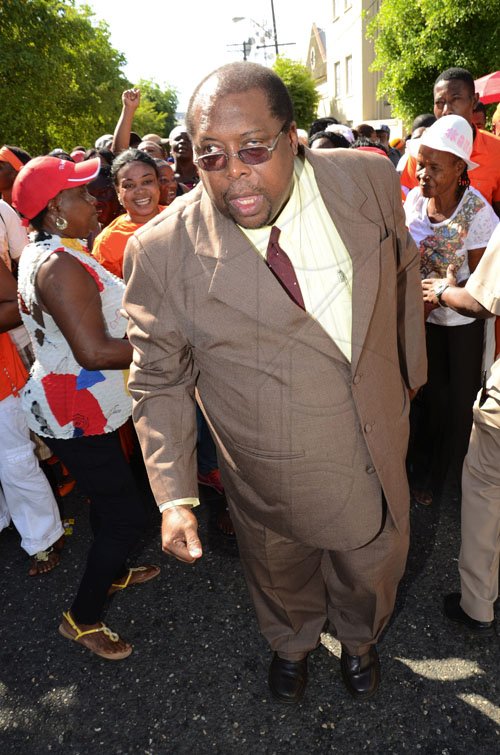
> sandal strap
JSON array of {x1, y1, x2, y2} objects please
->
[
  {"x1": 33, "y1": 546, "x2": 54, "y2": 563},
  {"x1": 111, "y1": 566, "x2": 149, "y2": 590},
  {"x1": 62, "y1": 611, "x2": 120, "y2": 642}
]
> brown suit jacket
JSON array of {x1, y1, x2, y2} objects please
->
[{"x1": 123, "y1": 149, "x2": 427, "y2": 550}]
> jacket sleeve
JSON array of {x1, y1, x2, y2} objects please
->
[
  {"x1": 388, "y1": 163, "x2": 427, "y2": 391},
  {"x1": 123, "y1": 233, "x2": 199, "y2": 505}
]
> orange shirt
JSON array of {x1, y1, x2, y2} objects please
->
[
  {"x1": 0, "y1": 332, "x2": 27, "y2": 401},
  {"x1": 401, "y1": 129, "x2": 500, "y2": 206},
  {"x1": 92, "y1": 210, "x2": 165, "y2": 279},
  {"x1": 92, "y1": 214, "x2": 143, "y2": 279}
]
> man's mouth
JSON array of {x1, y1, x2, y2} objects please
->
[{"x1": 226, "y1": 193, "x2": 264, "y2": 216}]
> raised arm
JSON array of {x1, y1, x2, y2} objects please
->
[{"x1": 111, "y1": 88, "x2": 141, "y2": 155}]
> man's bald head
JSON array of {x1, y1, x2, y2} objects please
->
[{"x1": 186, "y1": 62, "x2": 294, "y2": 139}]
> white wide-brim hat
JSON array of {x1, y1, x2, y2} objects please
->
[{"x1": 408, "y1": 114, "x2": 479, "y2": 171}]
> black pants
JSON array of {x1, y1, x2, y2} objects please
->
[
  {"x1": 46, "y1": 429, "x2": 146, "y2": 624},
  {"x1": 411, "y1": 319, "x2": 484, "y2": 497}
]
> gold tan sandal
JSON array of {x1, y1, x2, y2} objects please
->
[
  {"x1": 28, "y1": 545, "x2": 61, "y2": 576},
  {"x1": 58, "y1": 611, "x2": 132, "y2": 660},
  {"x1": 108, "y1": 564, "x2": 160, "y2": 596}
]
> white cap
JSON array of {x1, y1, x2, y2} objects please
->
[
  {"x1": 94, "y1": 134, "x2": 113, "y2": 150},
  {"x1": 325, "y1": 123, "x2": 355, "y2": 145},
  {"x1": 409, "y1": 115, "x2": 478, "y2": 171}
]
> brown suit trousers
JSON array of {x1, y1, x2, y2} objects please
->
[{"x1": 230, "y1": 495, "x2": 409, "y2": 658}]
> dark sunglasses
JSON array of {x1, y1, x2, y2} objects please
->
[{"x1": 194, "y1": 124, "x2": 288, "y2": 172}]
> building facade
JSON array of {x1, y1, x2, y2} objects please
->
[{"x1": 306, "y1": 1, "x2": 402, "y2": 134}]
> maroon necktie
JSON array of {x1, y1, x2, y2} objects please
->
[{"x1": 266, "y1": 226, "x2": 305, "y2": 310}]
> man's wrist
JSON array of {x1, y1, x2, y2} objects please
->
[
  {"x1": 158, "y1": 497, "x2": 200, "y2": 513},
  {"x1": 434, "y1": 280, "x2": 449, "y2": 307}
]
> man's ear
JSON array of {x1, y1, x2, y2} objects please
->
[{"x1": 288, "y1": 122, "x2": 299, "y2": 155}]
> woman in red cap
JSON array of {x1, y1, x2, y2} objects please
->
[{"x1": 12, "y1": 156, "x2": 160, "y2": 661}]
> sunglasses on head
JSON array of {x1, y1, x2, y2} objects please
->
[{"x1": 194, "y1": 123, "x2": 288, "y2": 172}]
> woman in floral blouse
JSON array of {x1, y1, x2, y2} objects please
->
[
  {"x1": 13, "y1": 156, "x2": 160, "y2": 661},
  {"x1": 405, "y1": 116, "x2": 499, "y2": 506}
]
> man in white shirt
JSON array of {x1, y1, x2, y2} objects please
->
[{"x1": 423, "y1": 224, "x2": 500, "y2": 637}]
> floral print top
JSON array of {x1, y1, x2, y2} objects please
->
[
  {"x1": 405, "y1": 186, "x2": 499, "y2": 326},
  {"x1": 17, "y1": 234, "x2": 131, "y2": 438}
]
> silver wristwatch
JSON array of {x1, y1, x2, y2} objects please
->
[{"x1": 434, "y1": 281, "x2": 449, "y2": 307}]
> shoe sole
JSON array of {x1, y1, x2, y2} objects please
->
[
  {"x1": 58, "y1": 624, "x2": 133, "y2": 660},
  {"x1": 268, "y1": 684, "x2": 306, "y2": 705},
  {"x1": 108, "y1": 564, "x2": 161, "y2": 596},
  {"x1": 341, "y1": 678, "x2": 380, "y2": 700},
  {"x1": 340, "y1": 658, "x2": 380, "y2": 700},
  {"x1": 444, "y1": 616, "x2": 495, "y2": 637}
]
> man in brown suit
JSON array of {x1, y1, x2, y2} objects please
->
[{"x1": 123, "y1": 63, "x2": 426, "y2": 704}]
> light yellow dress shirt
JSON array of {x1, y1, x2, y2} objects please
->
[
  {"x1": 242, "y1": 157, "x2": 353, "y2": 360},
  {"x1": 160, "y1": 157, "x2": 353, "y2": 512}
]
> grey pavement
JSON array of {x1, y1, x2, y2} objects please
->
[{"x1": 0, "y1": 475, "x2": 499, "y2": 754}]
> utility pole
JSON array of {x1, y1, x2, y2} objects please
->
[
  {"x1": 226, "y1": 39, "x2": 254, "y2": 61},
  {"x1": 230, "y1": 4, "x2": 295, "y2": 62},
  {"x1": 270, "y1": 0, "x2": 279, "y2": 56}
]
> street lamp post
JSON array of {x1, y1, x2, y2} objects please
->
[
  {"x1": 232, "y1": 5, "x2": 294, "y2": 62},
  {"x1": 234, "y1": 1, "x2": 279, "y2": 55},
  {"x1": 232, "y1": 16, "x2": 272, "y2": 62}
]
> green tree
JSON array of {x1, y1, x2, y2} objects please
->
[
  {"x1": 131, "y1": 98, "x2": 168, "y2": 139},
  {"x1": 272, "y1": 57, "x2": 319, "y2": 130},
  {"x1": 367, "y1": 0, "x2": 500, "y2": 127},
  {"x1": 136, "y1": 79, "x2": 178, "y2": 136},
  {"x1": 0, "y1": 0, "x2": 128, "y2": 154}
]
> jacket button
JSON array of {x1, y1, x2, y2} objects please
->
[
  {"x1": 366, "y1": 465, "x2": 376, "y2": 474},
  {"x1": 353, "y1": 374, "x2": 361, "y2": 384},
  {"x1": 364, "y1": 423, "x2": 372, "y2": 433}
]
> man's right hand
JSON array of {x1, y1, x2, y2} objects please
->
[
  {"x1": 121, "y1": 88, "x2": 140, "y2": 111},
  {"x1": 161, "y1": 506, "x2": 202, "y2": 564}
]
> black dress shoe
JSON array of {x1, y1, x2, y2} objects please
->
[
  {"x1": 268, "y1": 652, "x2": 308, "y2": 704},
  {"x1": 443, "y1": 593, "x2": 494, "y2": 636},
  {"x1": 340, "y1": 646, "x2": 380, "y2": 700}
]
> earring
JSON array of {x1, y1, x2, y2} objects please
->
[{"x1": 55, "y1": 216, "x2": 68, "y2": 231}]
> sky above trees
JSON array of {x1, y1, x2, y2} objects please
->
[{"x1": 82, "y1": 0, "x2": 328, "y2": 110}]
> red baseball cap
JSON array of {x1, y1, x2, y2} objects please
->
[{"x1": 12, "y1": 155, "x2": 100, "y2": 221}]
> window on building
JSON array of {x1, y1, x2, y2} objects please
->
[
  {"x1": 345, "y1": 55, "x2": 352, "y2": 96},
  {"x1": 334, "y1": 61, "x2": 341, "y2": 97},
  {"x1": 334, "y1": 0, "x2": 351, "y2": 18}
]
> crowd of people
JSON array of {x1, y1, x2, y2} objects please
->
[{"x1": 0, "y1": 64, "x2": 499, "y2": 704}]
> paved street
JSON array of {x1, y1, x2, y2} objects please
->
[{"x1": 0, "y1": 476, "x2": 499, "y2": 754}]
